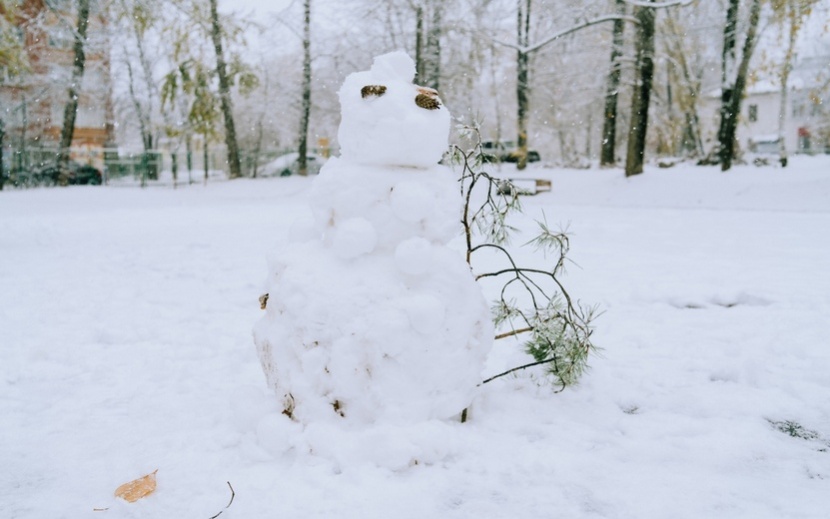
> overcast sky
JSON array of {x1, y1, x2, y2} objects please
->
[{"x1": 220, "y1": 0, "x2": 293, "y2": 18}]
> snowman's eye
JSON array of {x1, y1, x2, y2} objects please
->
[
  {"x1": 415, "y1": 93, "x2": 440, "y2": 110},
  {"x1": 361, "y1": 85, "x2": 387, "y2": 98}
]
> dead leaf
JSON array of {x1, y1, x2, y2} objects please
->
[{"x1": 114, "y1": 470, "x2": 158, "y2": 503}]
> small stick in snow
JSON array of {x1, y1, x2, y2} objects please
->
[{"x1": 208, "y1": 481, "x2": 235, "y2": 519}]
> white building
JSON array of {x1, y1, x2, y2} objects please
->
[{"x1": 702, "y1": 56, "x2": 829, "y2": 156}]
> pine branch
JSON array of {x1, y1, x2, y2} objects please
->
[{"x1": 456, "y1": 124, "x2": 597, "y2": 391}]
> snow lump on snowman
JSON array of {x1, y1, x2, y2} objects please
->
[{"x1": 253, "y1": 51, "x2": 493, "y2": 430}]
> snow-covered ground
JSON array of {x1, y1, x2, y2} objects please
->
[{"x1": 2, "y1": 155, "x2": 829, "y2": 518}]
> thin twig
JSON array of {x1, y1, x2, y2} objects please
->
[
  {"x1": 476, "y1": 267, "x2": 557, "y2": 281},
  {"x1": 208, "y1": 481, "x2": 236, "y2": 519},
  {"x1": 481, "y1": 358, "x2": 560, "y2": 385},
  {"x1": 494, "y1": 326, "x2": 534, "y2": 340},
  {"x1": 225, "y1": 482, "x2": 235, "y2": 508}
]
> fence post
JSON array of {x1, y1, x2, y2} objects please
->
[
  {"x1": 171, "y1": 151, "x2": 178, "y2": 189},
  {"x1": 140, "y1": 151, "x2": 147, "y2": 188},
  {"x1": 0, "y1": 118, "x2": 5, "y2": 191},
  {"x1": 203, "y1": 143, "x2": 209, "y2": 185},
  {"x1": 187, "y1": 149, "x2": 193, "y2": 185}
]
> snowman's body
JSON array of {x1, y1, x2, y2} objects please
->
[{"x1": 254, "y1": 52, "x2": 493, "y2": 426}]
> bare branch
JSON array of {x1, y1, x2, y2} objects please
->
[
  {"x1": 495, "y1": 326, "x2": 533, "y2": 340},
  {"x1": 492, "y1": 14, "x2": 639, "y2": 54},
  {"x1": 481, "y1": 358, "x2": 565, "y2": 388},
  {"x1": 208, "y1": 481, "x2": 236, "y2": 519},
  {"x1": 524, "y1": 14, "x2": 639, "y2": 54},
  {"x1": 623, "y1": 0, "x2": 692, "y2": 7}
]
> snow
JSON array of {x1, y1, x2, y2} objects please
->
[
  {"x1": 394, "y1": 237, "x2": 433, "y2": 276},
  {"x1": 5, "y1": 38, "x2": 830, "y2": 504},
  {"x1": 2, "y1": 154, "x2": 829, "y2": 517},
  {"x1": 330, "y1": 216, "x2": 377, "y2": 259}
]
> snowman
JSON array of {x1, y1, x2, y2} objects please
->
[{"x1": 253, "y1": 51, "x2": 493, "y2": 428}]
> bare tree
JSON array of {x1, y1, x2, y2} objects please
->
[
  {"x1": 624, "y1": 0, "x2": 656, "y2": 177},
  {"x1": 415, "y1": 4, "x2": 424, "y2": 80},
  {"x1": 601, "y1": 0, "x2": 627, "y2": 167},
  {"x1": 1, "y1": 0, "x2": 29, "y2": 190},
  {"x1": 114, "y1": 0, "x2": 164, "y2": 160},
  {"x1": 298, "y1": 0, "x2": 312, "y2": 176},
  {"x1": 494, "y1": 2, "x2": 640, "y2": 170},
  {"x1": 771, "y1": 0, "x2": 819, "y2": 167},
  {"x1": 423, "y1": 0, "x2": 442, "y2": 90},
  {"x1": 208, "y1": 0, "x2": 241, "y2": 178},
  {"x1": 717, "y1": 0, "x2": 761, "y2": 171},
  {"x1": 660, "y1": 5, "x2": 707, "y2": 158},
  {"x1": 57, "y1": 0, "x2": 91, "y2": 183},
  {"x1": 406, "y1": 1, "x2": 442, "y2": 89},
  {"x1": 516, "y1": 0, "x2": 531, "y2": 170}
]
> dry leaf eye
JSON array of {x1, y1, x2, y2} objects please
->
[
  {"x1": 415, "y1": 93, "x2": 440, "y2": 110},
  {"x1": 361, "y1": 85, "x2": 387, "y2": 98}
]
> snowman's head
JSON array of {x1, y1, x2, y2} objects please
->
[{"x1": 337, "y1": 51, "x2": 451, "y2": 168}]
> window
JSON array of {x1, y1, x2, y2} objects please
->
[
  {"x1": 793, "y1": 101, "x2": 805, "y2": 118},
  {"x1": 748, "y1": 104, "x2": 758, "y2": 123}
]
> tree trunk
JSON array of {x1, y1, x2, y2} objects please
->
[
  {"x1": 415, "y1": 5, "x2": 424, "y2": 82},
  {"x1": 624, "y1": 2, "x2": 655, "y2": 177},
  {"x1": 102, "y1": 4, "x2": 117, "y2": 149},
  {"x1": 719, "y1": 0, "x2": 761, "y2": 171},
  {"x1": 0, "y1": 117, "x2": 5, "y2": 191},
  {"x1": 186, "y1": 134, "x2": 193, "y2": 185},
  {"x1": 57, "y1": 0, "x2": 91, "y2": 183},
  {"x1": 778, "y1": 4, "x2": 799, "y2": 168},
  {"x1": 516, "y1": 0, "x2": 531, "y2": 171},
  {"x1": 665, "y1": 6, "x2": 705, "y2": 158},
  {"x1": 298, "y1": 0, "x2": 312, "y2": 176},
  {"x1": 133, "y1": 19, "x2": 157, "y2": 150},
  {"x1": 423, "y1": 1, "x2": 442, "y2": 91},
  {"x1": 717, "y1": 0, "x2": 740, "y2": 171},
  {"x1": 600, "y1": 0, "x2": 626, "y2": 167},
  {"x1": 252, "y1": 118, "x2": 263, "y2": 178},
  {"x1": 125, "y1": 56, "x2": 152, "y2": 153},
  {"x1": 203, "y1": 138, "x2": 209, "y2": 185},
  {"x1": 208, "y1": 0, "x2": 241, "y2": 179},
  {"x1": 21, "y1": 97, "x2": 28, "y2": 172},
  {"x1": 171, "y1": 151, "x2": 178, "y2": 189}
]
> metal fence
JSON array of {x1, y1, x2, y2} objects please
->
[{"x1": 0, "y1": 145, "x2": 330, "y2": 188}]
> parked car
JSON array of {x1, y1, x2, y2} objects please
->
[
  {"x1": 481, "y1": 140, "x2": 541, "y2": 164},
  {"x1": 35, "y1": 161, "x2": 103, "y2": 186},
  {"x1": 747, "y1": 135, "x2": 783, "y2": 166},
  {"x1": 259, "y1": 153, "x2": 327, "y2": 177}
]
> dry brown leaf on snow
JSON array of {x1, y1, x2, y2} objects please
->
[{"x1": 114, "y1": 469, "x2": 158, "y2": 503}]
